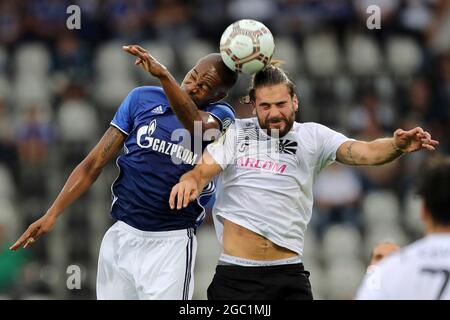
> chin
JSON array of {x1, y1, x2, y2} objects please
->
[
  {"x1": 269, "y1": 123, "x2": 294, "y2": 137},
  {"x1": 267, "y1": 127, "x2": 285, "y2": 137}
]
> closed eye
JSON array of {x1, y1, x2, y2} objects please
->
[
  {"x1": 258, "y1": 101, "x2": 287, "y2": 109},
  {"x1": 191, "y1": 69, "x2": 198, "y2": 81},
  {"x1": 276, "y1": 101, "x2": 288, "y2": 107}
]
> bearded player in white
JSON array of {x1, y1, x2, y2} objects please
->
[
  {"x1": 356, "y1": 158, "x2": 450, "y2": 300},
  {"x1": 169, "y1": 64, "x2": 439, "y2": 300}
]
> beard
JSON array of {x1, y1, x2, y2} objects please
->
[{"x1": 258, "y1": 112, "x2": 295, "y2": 138}]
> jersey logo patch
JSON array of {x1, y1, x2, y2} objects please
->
[
  {"x1": 148, "y1": 119, "x2": 157, "y2": 136},
  {"x1": 279, "y1": 139, "x2": 298, "y2": 155},
  {"x1": 222, "y1": 118, "x2": 232, "y2": 131},
  {"x1": 137, "y1": 119, "x2": 157, "y2": 148},
  {"x1": 151, "y1": 105, "x2": 164, "y2": 114}
]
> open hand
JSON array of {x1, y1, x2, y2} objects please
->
[
  {"x1": 169, "y1": 180, "x2": 199, "y2": 210},
  {"x1": 10, "y1": 214, "x2": 57, "y2": 250},
  {"x1": 394, "y1": 127, "x2": 439, "y2": 153},
  {"x1": 122, "y1": 44, "x2": 168, "y2": 79}
]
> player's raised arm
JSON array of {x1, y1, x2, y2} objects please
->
[
  {"x1": 10, "y1": 126, "x2": 126, "y2": 250},
  {"x1": 123, "y1": 45, "x2": 236, "y2": 133},
  {"x1": 169, "y1": 152, "x2": 222, "y2": 210},
  {"x1": 336, "y1": 127, "x2": 439, "y2": 166}
]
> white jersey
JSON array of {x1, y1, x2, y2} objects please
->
[
  {"x1": 206, "y1": 117, "x2": 351, "y2": 257},
  {"x1": 356, "y1": 234, "x2": 450, "y2": 300}
]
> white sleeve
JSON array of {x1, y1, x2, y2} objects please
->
[
  {"x1": 314, "y1": 123, "x2": 353, "y2": 171},
  {"x1": 206, "y1": 123, "x2": 237, "y2": 170}
]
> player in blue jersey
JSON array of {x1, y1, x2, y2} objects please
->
[{"x1": 10, "y1": 45, "x2": 238, "y2": 299}]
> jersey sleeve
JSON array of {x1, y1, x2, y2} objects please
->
[
  {"x1": 355, "y1": 266, "x2": 385, "y2": 300},
  {"x1": 314, "y1": 123, "x2": 353, "y2": 172},
  {"x1": 207, "y1": 103, "x2": 236, "y2": 133},
  {"x1": 355, "y1": 263, "x2": 396, "y2": 300},
  {"x1": 110, "y1": 87, "x2": 142, "y2": 135},
  {"x1": 206, "y1": 122, "x2": 237, "y2": 170}
]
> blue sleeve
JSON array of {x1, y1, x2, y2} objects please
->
[
  {"x1": 110, "y1": 87, "x2": 142, "y2": 135},
  {"x1": 207, "y1": 103, "x2": 236, "y2": 133}
]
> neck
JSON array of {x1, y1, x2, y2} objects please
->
[{"x1": 427, "y1": 224, "x2": 450, "y2": 235}]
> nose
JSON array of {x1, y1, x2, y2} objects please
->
[
  {"x1": 267, "y1": 106, "x2": 282, "y2": 119},
  {"x1": 186, "y1": 83, "x2": 198, "y2": 95}
]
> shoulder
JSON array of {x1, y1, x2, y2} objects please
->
[
  {"x1": 297, "y1": 122, "x2": 332, "y2": 132},
  {"x1": 376, "y1": 239, "x2": 424, "y2": 274},
  {"x1": 297, "y1": 122, "x2": 349, "y2": 139},
  {"x1": 204, "y1": 101, "x2": 236, "y2": 116},
  {"x1": 292, "y1": 122, "x2": 321, "y2": 137},
  {"x1": 236, "y1": 117, "x2": 254, "y2": 126},
  {"x1": 217, "y1": 118, "x2": 253, "y2": 136},
  {"x1": 395, "y1": 237, "x2": 429, "y2": 262},
  {"x1": 130, "y1": 86, "x2": 168, "y2": 103},
  {"x1": 227, "y1": 117, "x2": 258, "y2": 131},
  {"x1": 204, "y1": 102, "x2": 236, "y2": 131}
]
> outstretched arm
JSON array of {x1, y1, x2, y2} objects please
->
[
  {"x1": 10, "y1": 126, "x2": 126, "y2": 250},
  {"x1": 336, "y1": 127, "x2": 439, "y2": 166},
  {"x1": 123, "y1": 45, "x2": 220, "y2": 133},
  {"x1": 169, "y1": 152, "x2": 222, "y2": 210}
]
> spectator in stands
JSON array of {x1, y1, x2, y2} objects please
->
[
  {"x1": 25, "y1": 0, "x2": 70, "y2": 42},
  {"x1": 150, "y1": 0, "x2": 194, "y2": 55},
  {"x1": 16, "y1": 106, "x2": 53, "y2": 168},
  {"x1": 0, "y1": 99, "x2": 19, "y2": 184},
  {"x1": 0, "y1": 222, "x2": 29, "y2": 297},
  {"x1": 56, "y1": 84, "x2": 98, "y2": 164},
  {"x1": 103, "y1": 0, "x2": 147, "y2": 41},
  {"x1": 349, "y1": 91, "x2": 395, "y2": 136},
  {"x1": 54, "y1": 33, "x2": 91, "y2": 82},
  {"x1": 312, "y1": 163, "x2": 363, "y2": 239},
  {"x1": 0, "y1": 1, "x2": 23, "y2": 45},
  {"x1": 427, "y1": 0, "x2": 450, "y2": 54},
  {"x1": 15, "y1": 106, "x2": 54, "y2": 199},
  {"x1": 403, "y1": 78, "x2": 434, "y2": 125}
]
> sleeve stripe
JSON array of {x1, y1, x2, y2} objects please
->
[
  {"x1": 208, "y1": 112, "x2": 224, "y2": 130},
  {"x1": 110, "y1": 122, "x2": 130, "y2": 136}
]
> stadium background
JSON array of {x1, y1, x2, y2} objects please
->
[{"x1": 0, "y1": 0, "x2": 449, "y2": 300}]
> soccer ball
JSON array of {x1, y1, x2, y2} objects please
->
[{"x1": 220, "y1": 19, "x2": 275, "y2": 75}]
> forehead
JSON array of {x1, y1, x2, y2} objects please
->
[
  {"x1": 193, "y1": 60, "x2": 219, "y2": 78},
  {"x1": 255, "y1": 84, "x2": 290, "y2": 102}
]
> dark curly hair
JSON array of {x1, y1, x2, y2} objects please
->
[
  {"x1": 241, "y1": 60, "x2": 296, "y2": 104},
  {"x1": 417, "y1": 157, "x2": 450, "y2": 225}
]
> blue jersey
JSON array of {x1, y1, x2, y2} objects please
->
[{"x1": 110, "y1": 86, "x2": 235, "y2": 231}]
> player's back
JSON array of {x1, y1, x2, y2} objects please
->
[{"x1": 357, "y1": 234, "x2": 450, "y2": 300}]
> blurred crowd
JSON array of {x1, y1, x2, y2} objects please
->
[{"x1": 0, "y1": 0, "x2": 449, "y2": 299}]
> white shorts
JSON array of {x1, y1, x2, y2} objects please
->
[{"x1": 96, "y1": 221, "x2": 197, "y2": 300}]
